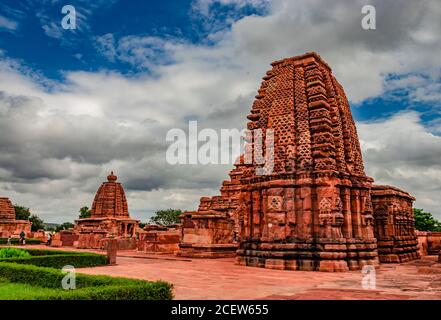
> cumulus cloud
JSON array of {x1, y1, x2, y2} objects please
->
[
  {"x1": 0, "y1": 0, "x2": 440, "y2": 223},
  {"x1": 359, "y1": 112, "x2": 441, "y2": 218}
]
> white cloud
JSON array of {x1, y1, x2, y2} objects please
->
[
  {"x1": 359, "y1": 112, "x2": 441, "y2": 219},
  {"x1": 0, "y1": 14, "x2": 17, "y2": 30}
]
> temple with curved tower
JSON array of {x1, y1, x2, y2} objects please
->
[
  {"x1": 74, "y1": 171, "x2": 139, "y2": 249},
  {"x1": 0, "y1": 197, "x2": 31, "y2": 238},
  {"x1": 178, "y1": 52, "x2": 420, "y2": 271}
]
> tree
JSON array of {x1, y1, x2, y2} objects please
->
[
  {"x1": 149, "y1": 209, "x2": 182, "y2": 227},
  {"x1": 414, "y1": 208, "x2": 441, "y2": 232},
  {"x1": 14, "y1": 205, "x2": 31, "y2": 221},
  {"x1": 55, "y1": 222, "x2": 74, "y2": 232},
  {"x1": 29, "y1": 215, "x2": 45, "y2": 232},
  {"x1": 79, "y1": 206, "x2": 92, "y2": 219}
]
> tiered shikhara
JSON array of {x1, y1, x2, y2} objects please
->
[
  {"x1": 74, "y1": 172, "x2": 139, "y2": 249},
  {"x1": 178, "y1": 52, "x2": 420, "y2": 271}
]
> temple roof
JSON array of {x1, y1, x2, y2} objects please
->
[
  {"x1": 91, "y1": 171, "x2": 130, "y2": 218},
  {"x1": 244, "y1": 51, "x2": 367, "y2": 177},
  {"x1": 0, "y1": 197, "x2": 16, "y2": 221}
]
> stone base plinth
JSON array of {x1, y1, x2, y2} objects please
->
[
  {"x1": 377, "y1": 236, "x2": 421, "y2": 263},
  {"x1": 236, "y1": 238, "x2": 379, "y2": 272},
  {"x1": 177, "y1": 243, "x2": 238, "y2": 258}
]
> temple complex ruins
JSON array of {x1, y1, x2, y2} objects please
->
[
  {"x1": 74, "y1": 172, "x2": 138, "y2": 249},
  {"x1": 0, "y1": 197, "x2": 31, "y2": 238},
  {"x1": 177, "y1": 52, "x2": 421, "y2": 271}
]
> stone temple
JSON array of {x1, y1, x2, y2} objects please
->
[
  {"x1": 178, "y1": 52, "x2": 420, "y2": 271},
  {"x1": 74, "y1": 172, "x2": 138, "y2": 249},
  {"x1": 0, "y1": 197, "x2": 31, "y2": 237}
]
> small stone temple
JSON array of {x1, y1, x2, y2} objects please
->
[
  {"x1": 177, "y1": 52, "x2": 420, "y2": 271},
  {"x1": 0, "y1": 197, "x2": 31, "y2": 237},
  {"x1": 371, "y1": 185, "x2": 420, "y2": 262},
  {"x1": 74, "y1": 172, "x2": 138, "y2": 249}
]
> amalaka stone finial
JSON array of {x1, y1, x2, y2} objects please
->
[{"x1": 107, "y1": 171, "x2": 117, "y2": 182}]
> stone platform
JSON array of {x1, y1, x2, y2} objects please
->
[{"x1": 21, "y1": 245, "x2": 441, "y2": 299}]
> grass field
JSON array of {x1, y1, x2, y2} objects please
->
[{"x1": 0, "y1": 279, "x2": 63, "y2": 300}]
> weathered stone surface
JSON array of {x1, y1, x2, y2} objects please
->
[
  {"x1": 137, "y1": 224, "x2": 181, "y2": 254},
  {"x1": 417, "y1": 231, "x2": 441, "y2": 256},
  {"x1": 371, "y1": 185, "x2": 420, "y2": 262}
]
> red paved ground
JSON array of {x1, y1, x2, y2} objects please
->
[{"x1": 20, "y1": 245, "x2": 441, "y2": 300}]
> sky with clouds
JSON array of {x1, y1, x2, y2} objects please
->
[{"x1": 0, "y1": 0, "x2": 440, "y2": 223}]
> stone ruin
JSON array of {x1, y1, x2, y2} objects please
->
[
  {"x1": 177, "y1": 52, "x2": 421, "y2": 271},
  {"x1": 371, "y1": 185, "x2": 420, "y2": 262},
  {"x1": 74, "y1": 171, "x2": 139, "y2": 250},
  {"x1": 137, "y1": 224, "x2": 180, "y2": 254},
  {"x1": 177, "y1": 158, "x2": 244, "y2": 257},
  {"x1": 0, "y1": 197, "x2": 31, "y2": 238}
]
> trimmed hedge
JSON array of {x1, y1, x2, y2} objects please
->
[
  {"x1": 0, "y1": 238, "x2": 42, "y2": 245},
  {"x1": 0, "y1": 248, "x2": 108, "y2": 268},
  {"x1": 0, "y1": 262, "x2": 173, "y2": 300}
]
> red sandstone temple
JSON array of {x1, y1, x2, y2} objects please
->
[
  {"x1": 0, "y1": 197, "x2": 31, "y2": 237},
  {"x1": 74, "y1": 172, "x2": 138, "y2": 249},
  {"x1": 177, "y1": 52, "x2": 420, "y2": 271}
]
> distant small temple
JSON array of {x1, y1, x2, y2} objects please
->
[
  {"x1": 74, "y1": 171, "x2": 139, "y2": 249},
  {"x1": 0, "y1": 197, "x2": 31, "y2": 238}
]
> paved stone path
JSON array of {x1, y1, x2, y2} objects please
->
[{"x1": 22, "y1": 245, "x2": 441, "y2": 299}]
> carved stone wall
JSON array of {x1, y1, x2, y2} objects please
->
[{"x1": 371, "y1": 185, "x2": 420, "y2": 262}]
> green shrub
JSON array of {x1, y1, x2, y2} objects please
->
[
  {"x1": 0, "y1": 249, "x2": 107, "y2": 268},
  {"x1": 0, "y1": 248, "x2": 31, "y2": 259},
  {"x1": 0, "y1": 262, "x2": 173, "y2": 300},
  {"x1": 0, "y1": 238, "x2": 42, "y2": 245}
]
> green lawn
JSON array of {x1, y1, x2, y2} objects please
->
[
  {"x1": 0, "y1": 279, "x2": 64, "y2": 300},
  {"x1": 0, "y1": 248, "x2": 173, "y2": 300}
]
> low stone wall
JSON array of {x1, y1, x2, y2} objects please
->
[
  {"x1": 416, "y1": 231, "x2": 441, "y2": 256},
  {"x1": 101, "y1": 237, "x2": 137, "y2": 250},
  {"x1": 30, "y1": 230, "x2": 48, "y2": 243},
  {"x1": 138, "y1": 228, "x2": 180, "y2": 254}
]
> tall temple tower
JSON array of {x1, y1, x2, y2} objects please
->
[
  {"x1": 178, "y1": 52, "x2": 420, "y2": 270},
  {"x1": 236, "y1": 52, "x2": 378, "y2": 271}
]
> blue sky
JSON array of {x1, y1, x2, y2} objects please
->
[
  {"x1": 0, "y1": 0, "x2": 440, "y2": 222},
  {"x1": 0, "y1": 0, "x2": 267, "y2": 78}
]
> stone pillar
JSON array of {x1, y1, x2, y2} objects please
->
[
  {"x1": 351, "y1": 189, "x2": 362, "y2": 238},
  {"x1": 107, "y1": 237, "x2": 118, "y2": 265},
  {"x1": 341, "y1": 188, "x2": 352, "y2": 238}
]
